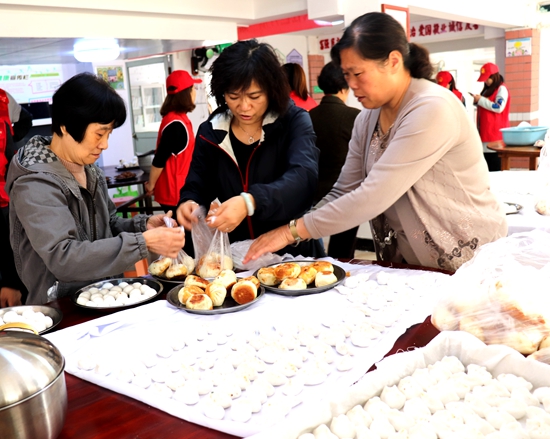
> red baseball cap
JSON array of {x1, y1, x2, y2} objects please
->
[
  {"x1": 436, "y1": 71, "x2": 453, "y2": 87},
  {"x1": 477, "y1": 62, "x2": 499, "y2": 82},
  {"x1": 166, "y1": 70, "x2": 202, "y2": 95}
]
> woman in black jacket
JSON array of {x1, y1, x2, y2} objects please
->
[{"x1": 177, "y1": 39, "x2": 324, "y2": 258}]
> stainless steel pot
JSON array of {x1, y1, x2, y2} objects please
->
[{"x1": 0, "y1": 329, "x2": 67, "y2": 439}]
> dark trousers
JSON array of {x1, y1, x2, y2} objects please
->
[
  {"x1": 327, "y1": 226, "x2": 359, "y2": 259},
  {"x1": 484, "y1": 152, "x2": 502, "y2": 172}
]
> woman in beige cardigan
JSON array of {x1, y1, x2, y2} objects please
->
[{"x1": 244, "y1": 12, "x2": 507, "y2": 272}]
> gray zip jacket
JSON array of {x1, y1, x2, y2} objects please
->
[{"x1": 6, "y1": 136, "x2": 150, "y2": 304}]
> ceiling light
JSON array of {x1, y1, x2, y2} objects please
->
[
  {"x1": 313, "y1": 19, "x2": 344, "y2": 26},
  {"x1": 73, "y1": 38, "x2": 120, "y2": 63}
]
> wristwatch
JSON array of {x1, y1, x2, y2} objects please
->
[{"x1": 288, "y1": 219, "x2": 302, "y2": 245}]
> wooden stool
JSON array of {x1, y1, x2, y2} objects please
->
[{"x1": 487, "y1": 142, "x2": 541, "y2": 170}]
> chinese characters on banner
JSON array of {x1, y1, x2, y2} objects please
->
[
  {"x1": 410, "y1": 20, "x2": 481, "y2": 39},
  {"x1": 318, "y1": 20, "x2": 482, "y2": 51},
  {"x1": 318, "y1": 35, "x2": 341, "y2": 52}
]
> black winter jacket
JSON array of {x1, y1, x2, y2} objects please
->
[{"x1": 180, "y1": 103, "x2": 325, "y2": 257}]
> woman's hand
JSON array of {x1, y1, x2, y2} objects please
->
[
  {"x1": 0, "y1": 287, "x2": 22, "y2": 307},
  {"x1": 143, "y1": 227, "x2": 185, "y2": 258},
  {"x1": 206, "y1": 196, "x2": 247, "y2": 233},
  {"x1": 176, "y1": 201, "x2": 200, "y2": 230},
  {"x1": 144, "y1": 181, "x2": 154, "y2": 196},
  {"x1": 146, "y1": 211, "x2": 177, "y2": 230},
  {"x1": 242, "y1": 225, "x2": 295, "y2": 263}
]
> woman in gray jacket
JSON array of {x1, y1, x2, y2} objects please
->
[
  {"x1": 7, "y1": 73, "x2": 185, "y2": 304},
  {"x1": 245, "y1": 12, "x2": 507, "y2": 272}
]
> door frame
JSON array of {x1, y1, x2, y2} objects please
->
[{"x1": 125, "y1": 56, "x2": 172, "y2": 155}]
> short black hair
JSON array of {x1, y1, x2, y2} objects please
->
[
  {"x1": 51, "y1": 72, "x2": 127, "y2": 142},
  {"x1": 317, "y1": 61, "x2": 349, "y2": 95},
  {"x1": 209, "y1": 40, "x2": 290, "y2": 116}
]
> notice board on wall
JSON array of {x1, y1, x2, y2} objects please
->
[{"x1": 0, "y1": 64, "x2": 64, "y2": 104}]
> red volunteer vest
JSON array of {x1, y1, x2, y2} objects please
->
[
  {"x1": 153, "y1": 112, "x2": 195, "y2": 206},
  {"x1": 477, "y1": 86, "x2": 510, "y2": 143},
  {"x1": 0, "y1": 89, "x2": 14, "y2": 208},
  {"x1": 452, "y1": 89, "x2": 463, "y2": 101}
]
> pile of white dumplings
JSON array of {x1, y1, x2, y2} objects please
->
[
  {"x1": 0, "y1": 308, "x2": 54, "y2": 333},
  {"x1": 72, "y1": 267, "x2": 443, "y2": 427},
  {"x1": 299, "y1": 355, "x2": 550, "y2": 439},
  {"x1": 75, "y1": 281, "x2": 157, "y2": 308}
]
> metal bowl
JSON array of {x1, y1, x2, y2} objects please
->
[
  {"x1": 0, "y1": 305, "x2": 62, "y2": 335},
  {"x1": 0, "y1": 331, "x2": 67, "y2": 439},
  {"x1": 71, "y1": 277, "x2": 163, "y2": 311}
]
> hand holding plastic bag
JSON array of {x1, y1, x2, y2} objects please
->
[
  {"x1": 431, "y1": 230, "x2": 550, "y2": 355},
  {"x1": 148, "y1": 216, "x2": 194, "y2": 279},
  {"x1": 191, "y1": 206, "x2": 233, "y2": 278}
]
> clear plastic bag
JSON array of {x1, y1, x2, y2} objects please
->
[
  {"x1": 431, "y1": 230, "x2": 550, "y2": 355},
  {"x1": 148, "y1": 216, "x2": 194, "y2": 279},
  {"x1": 190, "y1": 206, "x2": 215, "y2": 261},
  {"x1": 190, "y1": 208, "x2": 233, "y2": 278},
  {"x1": 230, "y1": 239, "x2": 286, "y2": 272},
  {"x1": 195, "y1": 229, "x2": 233, "y2": 278}
]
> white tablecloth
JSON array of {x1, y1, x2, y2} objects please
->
[
  {"x1": 45, "y1": 259, "x2": 449, "y2": 438},
  {"x1": 489, "y1": 170, "x2": 550, "y2": 235}
]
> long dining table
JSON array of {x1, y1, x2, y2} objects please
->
[{"x1": 45, "y1": 260, "x2": 446, "y2": 439}]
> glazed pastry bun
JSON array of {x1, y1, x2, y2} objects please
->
[
  {"x1": 182, "y1": 253, "x2": 196, "y2": 275},
  {"x1": 205, "y1": 282, "x2": 227, "y2": 307},
  {"x1": 149, "y1": 257, "x2": 172, "y2": 276},
  {"x1": 257, "y1": 267, "x2": 278, "y2": 286},
  {"x1": 315, "y1": 271, "x2": 338, "y2": 288},
  {"x1": 311, "y1": 261, "x2": 334, "y2": 273},
  {"x1": 298, "y1": 265, "x2": 317, "y2": 285},
  {"x1": 186, "y1": 293, "x2": 213, "y2": 310},
  {"x1": 184, "y1": 275, "x2": 210, "y2": 290},
  {"x1": 196, "y1": 253, "x2": 233, "y2": 278},
  {"x1": 279, "y1": 278, "x2": 307, "y2": 290},
  {"x1": 274, "y1": 262, "x2": 301, "y2": 282},
  {"x1": 213, "y1": 269, "x2": 237, "y2": 291},
  {"x1": 239, "y1": 276, "x2": 260, "y2": 290},
  {"x1": 178, "y1": 285, "x2": 205, "y2": 305},
  {"x1": 165, "y1": 263, "x2": 187, "y2": 280},
  {"x1": 197, "y1": 262, "x2": 222, "y2": 279},
  {"x1": 231, "y1": 280, "x2": 258, "y2": 305}
]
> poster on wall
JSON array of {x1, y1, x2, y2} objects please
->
[
  {"x1": 506, "y1": 38, "x2": 531, "y2": 57},
  {"x1": 286, "y1": 49, "x2": 303, "y2": 66},
  {"x1": 96, "y1": 66, "x2": 125, "y2": 90},
  {"x1": 0, "y1": 64, "x2": 62, "y2": 103}
]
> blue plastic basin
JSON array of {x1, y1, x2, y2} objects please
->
[{"x1": 500, "y1": 126, "x2": 548, "y2": 146}]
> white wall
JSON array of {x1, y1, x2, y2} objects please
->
[
  {"x1": 171, "y1": 50, "x2": 211, "y2": 136},
  {"x1": 88, "y1": 60, "x2": 135, "y2": 167},
  {"x1": 259, "y1": 34, "x2": 310, "y2": 82}
]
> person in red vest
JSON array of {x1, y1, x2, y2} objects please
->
[
  {"x1": 0, "y1": 88, "x2": 32, "y2": 306},
  {"x1": 146, "y1": 70, "x2": 201, "y2": 219},
  {"x1": 471, "y1": 62, "x2": 510, "y2": 172},
  {"x1": 283, "y1": 63, "x2": 318, "y2": 111},
  {"x1": 435, "y1": 71, "x2": 465, "y2": 106}
]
